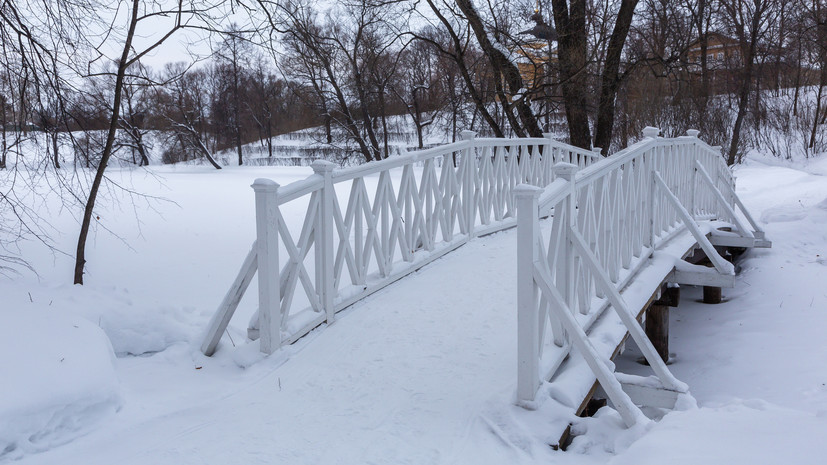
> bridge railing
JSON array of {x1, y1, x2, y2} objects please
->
[
  {"x1": 202, "y1": 131, "x2": 600, "y2": 355},
  {"x1": 514, "y1": 127, "x2": 756, "y2": 411}
]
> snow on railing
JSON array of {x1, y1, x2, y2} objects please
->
[
  {"x1": 514, "y1": 127, "x2": 764, "y2": 426},
  {"x1": 201, "y1": 131, "x2": 600, "y2": 356}
]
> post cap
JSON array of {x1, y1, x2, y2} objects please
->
[
  {"x1": 686, "y1": 129, "x2": 700, "y2": 138},
  {"x1": 542, "y1": 132, "x2": 555, "y2": 140},
  {"x1": 311, "y1": 160, "x2": 337, "y2": 173},
  {"x1": 642, "y1": 126, "x2": 660, "y2": 138},
  {"x1": 459, "y1": 130, "x2": 477, "y2": 140},
  {"x1": 592, "y1": 147, "x2": 603, "y2": 155},
  {"x1": 513, "y1": 184, "x2": 543, "y2": 198},
  {"x1": 251, "y1": 178, "x2": 280, "y2": 192},
  {"x1": 553, "y1": 162, "x2": 578, "y2": 179}
]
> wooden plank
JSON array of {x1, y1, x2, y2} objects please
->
[
  {"x1": 618, "y1": 376, "x2": 680, "y2": 410},
  {"x1": 708, "y1": 232, "x2": 756, "y2": 248},
  {"x1": 670, "y1": 266, "x2": 736, "y2": 287}
]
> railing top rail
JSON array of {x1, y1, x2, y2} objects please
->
[
  {"x1": 537, "y1": 178, "x2": 571, "y2": 211},
  {"x1": 323, "y1": 137, "x2": 599, "y2": 183},
  {"x1": 473, "y1": 136, "x2": 550, "y2": 146},
  {"x1": 277, "y1": 174, "x2": 324, "y2": 205},
  {"x1": 575, "y1": 137, "x2": 657, "y2": 187},
  {"x1": 330, "y1": 140, "x2": 471, "y2": 183},
  {"x1": 273, "y1": 133, "x2": 726, "y2": 206}
]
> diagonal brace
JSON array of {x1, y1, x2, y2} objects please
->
[
  {"x1": 654, "y1": 172, "x2": 733, "y2": 275},
  {"x1": 533, "y1": 263, "x2": 649, "y2": 428}
]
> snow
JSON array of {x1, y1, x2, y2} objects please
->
[
  {"x1": 2, "y1": 151, "x2": 827, "y2": 463},
  {"x1": 0, "y1": 309, "x2": 121, "y2": 459}
]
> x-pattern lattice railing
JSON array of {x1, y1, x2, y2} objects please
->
[
  {"x1": 515, "y1": 127, "x2": 766, "y2": 427},
  {"x1": 201, "y1": 131, "x2": 600, "y2": 356}
]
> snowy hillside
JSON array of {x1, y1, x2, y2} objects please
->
[{"x1": 2, "y1": 152, "x2": 827, "y2": 463}]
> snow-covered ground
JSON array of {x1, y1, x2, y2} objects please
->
[{"x1": 2, "y1": 152, "x2": 827, "y2": 463}]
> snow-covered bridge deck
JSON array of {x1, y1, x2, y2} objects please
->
[{"x1": 200, "y1": 128, "x2": 768, "y2": 447}]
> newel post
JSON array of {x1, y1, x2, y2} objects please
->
[
  {"x1": 687, "y1": 129, "x2": 700, "y2": 217},
  {"x1": 252, "y1": 179, "x2": 281, "y2": 354},
  {"x1": 554, "y1": 162, "x2": 579, "y2": 318},
  {"x1": 313, "y1": 160, "x2": 337, "y2": 325},
  {"x1": 642, "y1": 126, "x2": 660, "y2": 139},
  {"x1": 460, "y1": 130, "x2": 477, "y2": 236},
  {"x1": 516, "y1": 184, "x2": 543, "y2": 404}
]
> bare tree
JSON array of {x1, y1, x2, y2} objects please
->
[
  {"x1": 453, "y1": 0, "x2": 543, "y2": 138},
  {"x1": 214, "y1": 26, "x2": 251, "y2": 165},
  {"x1": 74, "y1": 0, "x2": 219, "y2": 284},
  {"x1": 412, "y1": 3, "x2": 505, "y2": 138},
  {"x1": 720, "y1": 0, "x2": 775, "y2": 165}
]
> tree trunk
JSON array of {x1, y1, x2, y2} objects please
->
[
  {"x1": 593, "y1": 0, "x2": 638, "y2": 155},
  {"x1": 696, "y1": 0, "x2": 710, "y2": 120},
  {"x1": 728, "y1": 46, "x2": 757, "y2": 165},
  {"x1": 266, "y1": 118, "x2": 273, "y2": 158},
  {"x1": 793, "y1": 38, "x2": 802, "y2": 116},
  {"x1": 551, "y1": 0, "x2": 592, "y2": 149},
  {"x1": 321, "y1": 59, "x2": 374, "y2": 162},
  {"x1": 810, "y1": 80, "x2": 824, "y2": 149},
  {"x1": 378, "y1": 86, "x2": 390, "y2": 158},
  {"x1": 52, "y1": 131, "x2": 60, "y2": 169},
  {"x1": 74, "y1": 0, "x2": 139, "y2": 284},
  {"x1": 353, "y1": 69, "x2": 382, "y2": 160},
  {"x1": 233, "y1": 59, "x2": 243, "y2": 166}
]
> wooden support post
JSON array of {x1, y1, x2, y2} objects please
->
[
  {"x1": 645, "y1": 305, "x2": 669, "y2": 362},
  {"x1": 703, "y1": 286, "x2": 722, "y2": 304},
  {"x1": 646, "y1": 285, "x2": 679, "y2": 363},
  {"x1": 252, "y1": 178, "x2": 281, "y2": 354}
]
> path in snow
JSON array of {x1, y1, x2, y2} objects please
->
[{"x1": 20, "y1": 227, "x2": 545, "y2": 465}]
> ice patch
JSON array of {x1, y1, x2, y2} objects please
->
[{"x1": 0, "y1": 309, "x2": 121, "y2": 460}]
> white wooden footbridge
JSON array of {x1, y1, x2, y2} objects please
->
[{"x1": 201, "y1": 127, "x2": 769, "y2": 446}]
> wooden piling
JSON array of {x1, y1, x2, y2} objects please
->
[
  {"x1": 646, "y1": 285, "x2": 680, "y2": 363},
  {"x1": 703, "y1": 286, "x2": 722, "y2": 304}
]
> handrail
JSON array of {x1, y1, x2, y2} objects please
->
[{"x1": 201, "y1": 131, "x2": 600, "y2": 357}]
